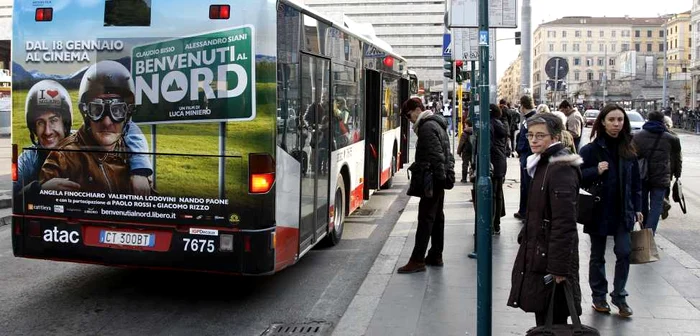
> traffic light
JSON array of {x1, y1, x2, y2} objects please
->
[
  {"x1": 443, "y1": 57, "x2": 453, "y2": 79},
  {"x1": 515, "y1": 32, "x2": 521, "y2": 45},
  {"x1": 455, "y1": 60, "x2": 464, "y2": 84}
]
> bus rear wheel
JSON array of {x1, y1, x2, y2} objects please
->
[{"x1": 324, "y1": 176, "x2": 345, "y2": 246}]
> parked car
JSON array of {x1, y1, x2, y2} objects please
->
[
  {"x1": 584, "y1": 109, "x2": 599, "y2": 127},
  {"x1": 627, "y1": 110, "x2": 645, "y2": 134}
]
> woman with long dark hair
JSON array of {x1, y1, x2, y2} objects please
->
[
  {"x1": 578, "y1": 103, "x2": 642, "y2": 318},
  {"x1": 490, "y1": 104, "x2": 509, "y2": 234}
]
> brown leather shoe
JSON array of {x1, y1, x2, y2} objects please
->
[
  {"x1": 397, "y1": 260, "x2": 426, "y2": 273},
  {"x1": 425, "y1": 255, "x2": 444, "y2": 267}
]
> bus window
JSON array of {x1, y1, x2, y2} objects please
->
[
  {"x1": 104, "y1": 0, "x2": 151, "y2": 27},
  {"x1": 332, "y1": 64, "x2": 359, "y2": 149},
  {"x1": 381, "y1": 76, "x2": 399, "y2": 132}
]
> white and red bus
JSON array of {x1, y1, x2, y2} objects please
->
[{"x1": 11, "y1": 0, "x2": 416, "y2": 275}]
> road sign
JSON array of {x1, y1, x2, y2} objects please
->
[
  {"x1": 443, "y1": 33, "x2": 452, "y2": 59},
  {"x1": 449, "y1": 0, "x2": 518, "y2": 28},
  {"x1": 479, "y1": 30, "x2": 488, "y2": 45},
  {"x1": 545, "y1": 57, "x2": 569, "y2": 79},
  {"x1": 453, "y1": 28, "x2": 495, "y2": 61}
]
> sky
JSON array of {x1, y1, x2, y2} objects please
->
[{"x1": 496, "y1": 0, "x2": 693, "y2": 81}]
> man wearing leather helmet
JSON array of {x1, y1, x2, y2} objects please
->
[{"x1": 40, "y1": 60, "x2": 151, "y2": 194}]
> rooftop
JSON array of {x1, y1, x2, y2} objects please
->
[{"x1": 542, "y1": 16, "x2": 667, "y2": 26}]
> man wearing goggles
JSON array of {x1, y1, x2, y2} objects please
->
[{"x1": 40, "y1": 60, "x2": 152, "y2": 195}]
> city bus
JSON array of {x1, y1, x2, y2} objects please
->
[{"x1": 11, "y1": 0, "x2": 417, "y2": 275}]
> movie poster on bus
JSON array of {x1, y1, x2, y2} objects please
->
[
  {"x1": 12, "y1": 0, "x2": 277, "y2": 225},
  {"x1": 131, "y1": 26, "x2": 256, "y2": 124}
]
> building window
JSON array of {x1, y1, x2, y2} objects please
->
[
  {"x1": 622, "y1": 30, "x2": 630, "y2": 37},
  {"x1": 612, "y1": 30, "x2": 617, "y2": 37},
  {"x1": 647, "y1": 30, "x2": 652, "y2": 38},
  {"x1": 610, "y1": 43, "x2": 616, "y2": 52},
  {"x1": 573, "y1": 43, "x2": 580, "y2": 52},
  {"x1": 600, "y1": 30, "x2": 604, "y2": 38},
  {"x1": 587, "y1": 30, "x2": 592, "y2": 38},
  {"x1": 635, "y1": 43, "x2": 640, "y2": 52},
  {"x1": 598, "y1": 58, "x2": 604, "y2": 66},
  {"x1": 587, "y1": 43, "x2": 592, "y2": 52},
  {"x1": 690, "y1": 38, "x2": 692, "y2": 48},
  {"x1": 647, "y1": 43, "x2": 652, "y2": 52},
  {"x1": 622, "y1": 43, "x2": 629, "y2": 52},
  {"x1": 562, "y1": 43, "x2": 567, "y2": 52},
  {"x1": 611, "y1": 72, "x2": 616, "y2": 80},
  {"x1": 574, "y1": 72, "x2": 580, "y2": 81},
  {"x1": 599, "y1": 72, "x2": 605, "y2": 80},
  {"x1": 697, "y1": 23, "x2": 700, "y2": 32},
  {"x1": 587, "y1": 72, "x2": 594, "y2": 80},
  {"x1": 586, "y1": 58, "x2": 593, "y2": 66},
  {"x1": 599, "y1": 43, "x2": 605, "y2": 52},
  {"x1": 660, "y1": 30, "x2": 664, "y2": 37},
  {"x1": 609, "y1": 58, "x2": 615, "y2": 66},
  {"x1": 575, "y1": 30, "x2": 581, "y2": 38},
  {"x1": 549, "y1": 43, "x2": 554, "y2": 52},
  {"x1": 574, "y1": 57, "x2": 581, "y2": 66},
  {"x1": 635, "y1": 30, "x2": 640, "y2": 38},
  {"x1": 535, "y1": 73, "x2": 540, "y2": 82},
  {"x1": 660, "y1": 43, "x2": 665, "y2": 51}
]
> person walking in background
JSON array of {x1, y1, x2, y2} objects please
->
[
  {"x1": 442, "y1": 102, "x2": 453, "y2": 136},
  {"x1": 662, "y1": 115, "x2": 676, "y2": 219},
  {"x1": 507, "y1": 102, "x2": 521, "y2": 157},
  {"x1": 515, "y1": 95, "x2": 537, "y2": 221},
  {"x1": 490, "y1": 104, "x2": 509, "y2": 234},
  {"x1": 579, "y1": 103, "x2": 642, "y2": 318},
  {"x1": 632, "y1": 111, "x2": 682, "y2": 234},
  {"x1": 536, "y1": 104, "x2": 550, "y2": 114},
  {"x1": 499, "y1": 99, "x2": 513, "y2": 153},
  {"x1": 397, "y1": 98, "x2": 454, "y2": 273},
  {"x1": 559, "y1": 100, "x2": 585, "y2": 151},
  {"x1": 457, "y1": 119, "x2": 474, "y2": 183},
  {"x1": 508, "y1": 113, "x2": 582, "y2": 326}
]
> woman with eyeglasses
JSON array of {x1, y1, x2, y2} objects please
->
[
  {"x1": 508, "y1": 113, "x2": 582, "y2": 326},
  {"x1": 490, "y1": 104, "x2": 509, "y2": 234},
  {"x1": 578, "y1": 103, "x2": 642, "y2": 318}
]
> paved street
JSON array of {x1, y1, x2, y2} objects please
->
[{"x1": 0, "y1": 177, "x2": 411, "y2": 335}]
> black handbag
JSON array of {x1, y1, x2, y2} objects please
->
[
  {"x1": 577, "y1": 182, "x2": 602, "y2": 226},
  {"x1": 526, "y1": 283, "x2": 600, "y2": 336},
  {"x1": 407, "y1": 162, "x2": 433, "y2": 198},
  {"x1": 672, "y1": 178, "x2": 687, "y2": 214}
]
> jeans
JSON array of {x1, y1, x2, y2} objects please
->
[
  {"x1": 642, "y1": 185, "x2": 666, "y2": 233},
  {"x1": 589, "y1": 225, "x2": 631, "y2": 301},
  {"x1": 573, "y1": 137, "x2": 581, "y2": 152},
  {"x1": 518, "y1": 166, "x2": 531, "y2": 216},
  {"x1": 410, "y1": 187, "x2": 446, "y2": 261},
  {"x1": 444, "y1": 115, "x2": 452, "y2": 134}
]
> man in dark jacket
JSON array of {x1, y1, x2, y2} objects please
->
[
  {"x1": 633, "y1": 111, "x2": 682, "y2": 233},
  {"x1": 514, "y1": 95, "x2": 537, "y2": 220},
  {"x1": 491, "y1": 104, "x2": 509, "y2": 234},
  {"x1": 507, "y1": 102, "x2": 521, "y2": 156},
  {"x1": 398, "y1": 98, "x2": 455, "y2": 273}
]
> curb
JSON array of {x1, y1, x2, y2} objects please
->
[
  {"x1": 331, "y1": 188, "x2": 418, "y2": 336},
  {"x1": 0, "y1": 214, "x2": 11, "y2": 227}
]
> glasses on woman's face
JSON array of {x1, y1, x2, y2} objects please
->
[{"x1": 525, "y1": 133, "x2": 551, "y2": 141}]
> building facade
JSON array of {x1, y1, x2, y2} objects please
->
[
  {"x1": 690, "y1": 2, "x2": 700, "y2": 107},
  {"x1": 303, "y1": 0, "x2": 445, "y2": 89},
  {"x1": 532, "y1": 16, "x2": 682, "y2": 110},
  {"x1": 498, "y1": 53, "x2": 522, "y2": 105}
]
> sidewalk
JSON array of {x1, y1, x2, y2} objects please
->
[{"x1": 333, "y1": 157, "x2": 700, "y2": 336}]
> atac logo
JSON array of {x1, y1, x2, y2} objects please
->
[{"x1": 37, "y1": 89, "x2": 62, "y2": 108}]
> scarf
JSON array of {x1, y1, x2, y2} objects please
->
[
  {"x1": 526, "y1": 142, "x2": 562, "y2": 177},
  {"x1": 412, "y1": 110, "x2": 433, "y2": 135}
]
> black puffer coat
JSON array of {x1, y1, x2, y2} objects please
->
[
  {"x1": 632, "y1": 121, "x2": 682, "y2": 188},
  {"x1": 491, "y1": 117, "x2": 509, "y2": 178},
  {"x1": 414, "y1": 113, "x2": 455, "y2": 183},
  {"x1": 508, "y1": 144, "x2": 582, "y2": 316}
]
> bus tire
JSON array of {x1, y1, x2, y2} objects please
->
[
  {"x1": 381, "y1": 151, "x2": 396, "y2": 190},
  {"x1": 324, "y1": 176, "x2": 345, "y2": 246}
]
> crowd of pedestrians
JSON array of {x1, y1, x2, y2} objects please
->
[{"x1": 398, "y1": 95, "x2": 685, "y2": 329}]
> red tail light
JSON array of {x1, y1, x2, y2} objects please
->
[
  {"x1": 243, "y1": 235, "x2": 251, "y2": 252},
  {"x1": 249, "y1": 153, "x2": 275, "y2": 194},
  {"x1": 209, "y1": 5, "x2": 230, "y2": 19},
  {"x1": 11, "y1": 144, "x2": 17, "y2": 182},
  {"x1": 35, "y1": 8, "x2": 53, "y2": 21}
]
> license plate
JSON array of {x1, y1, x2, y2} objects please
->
[{"x1": 99, "y1": 230, "x2": 155, "y2": 247}]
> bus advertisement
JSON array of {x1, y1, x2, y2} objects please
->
[{"x1": 12, "y1": 0, "x2": 415, "y2": 275}]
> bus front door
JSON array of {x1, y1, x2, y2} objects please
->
[
  {"x1": 299, "y1": 54, "x2": 331, "y2": 253},
  {"x1": 363, "y1": 69, "x2": 381, "y2": 200}
]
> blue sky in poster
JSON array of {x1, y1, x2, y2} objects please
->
[{"x1": 14, "y1": 0, "x2": 276, "y2": 76}]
